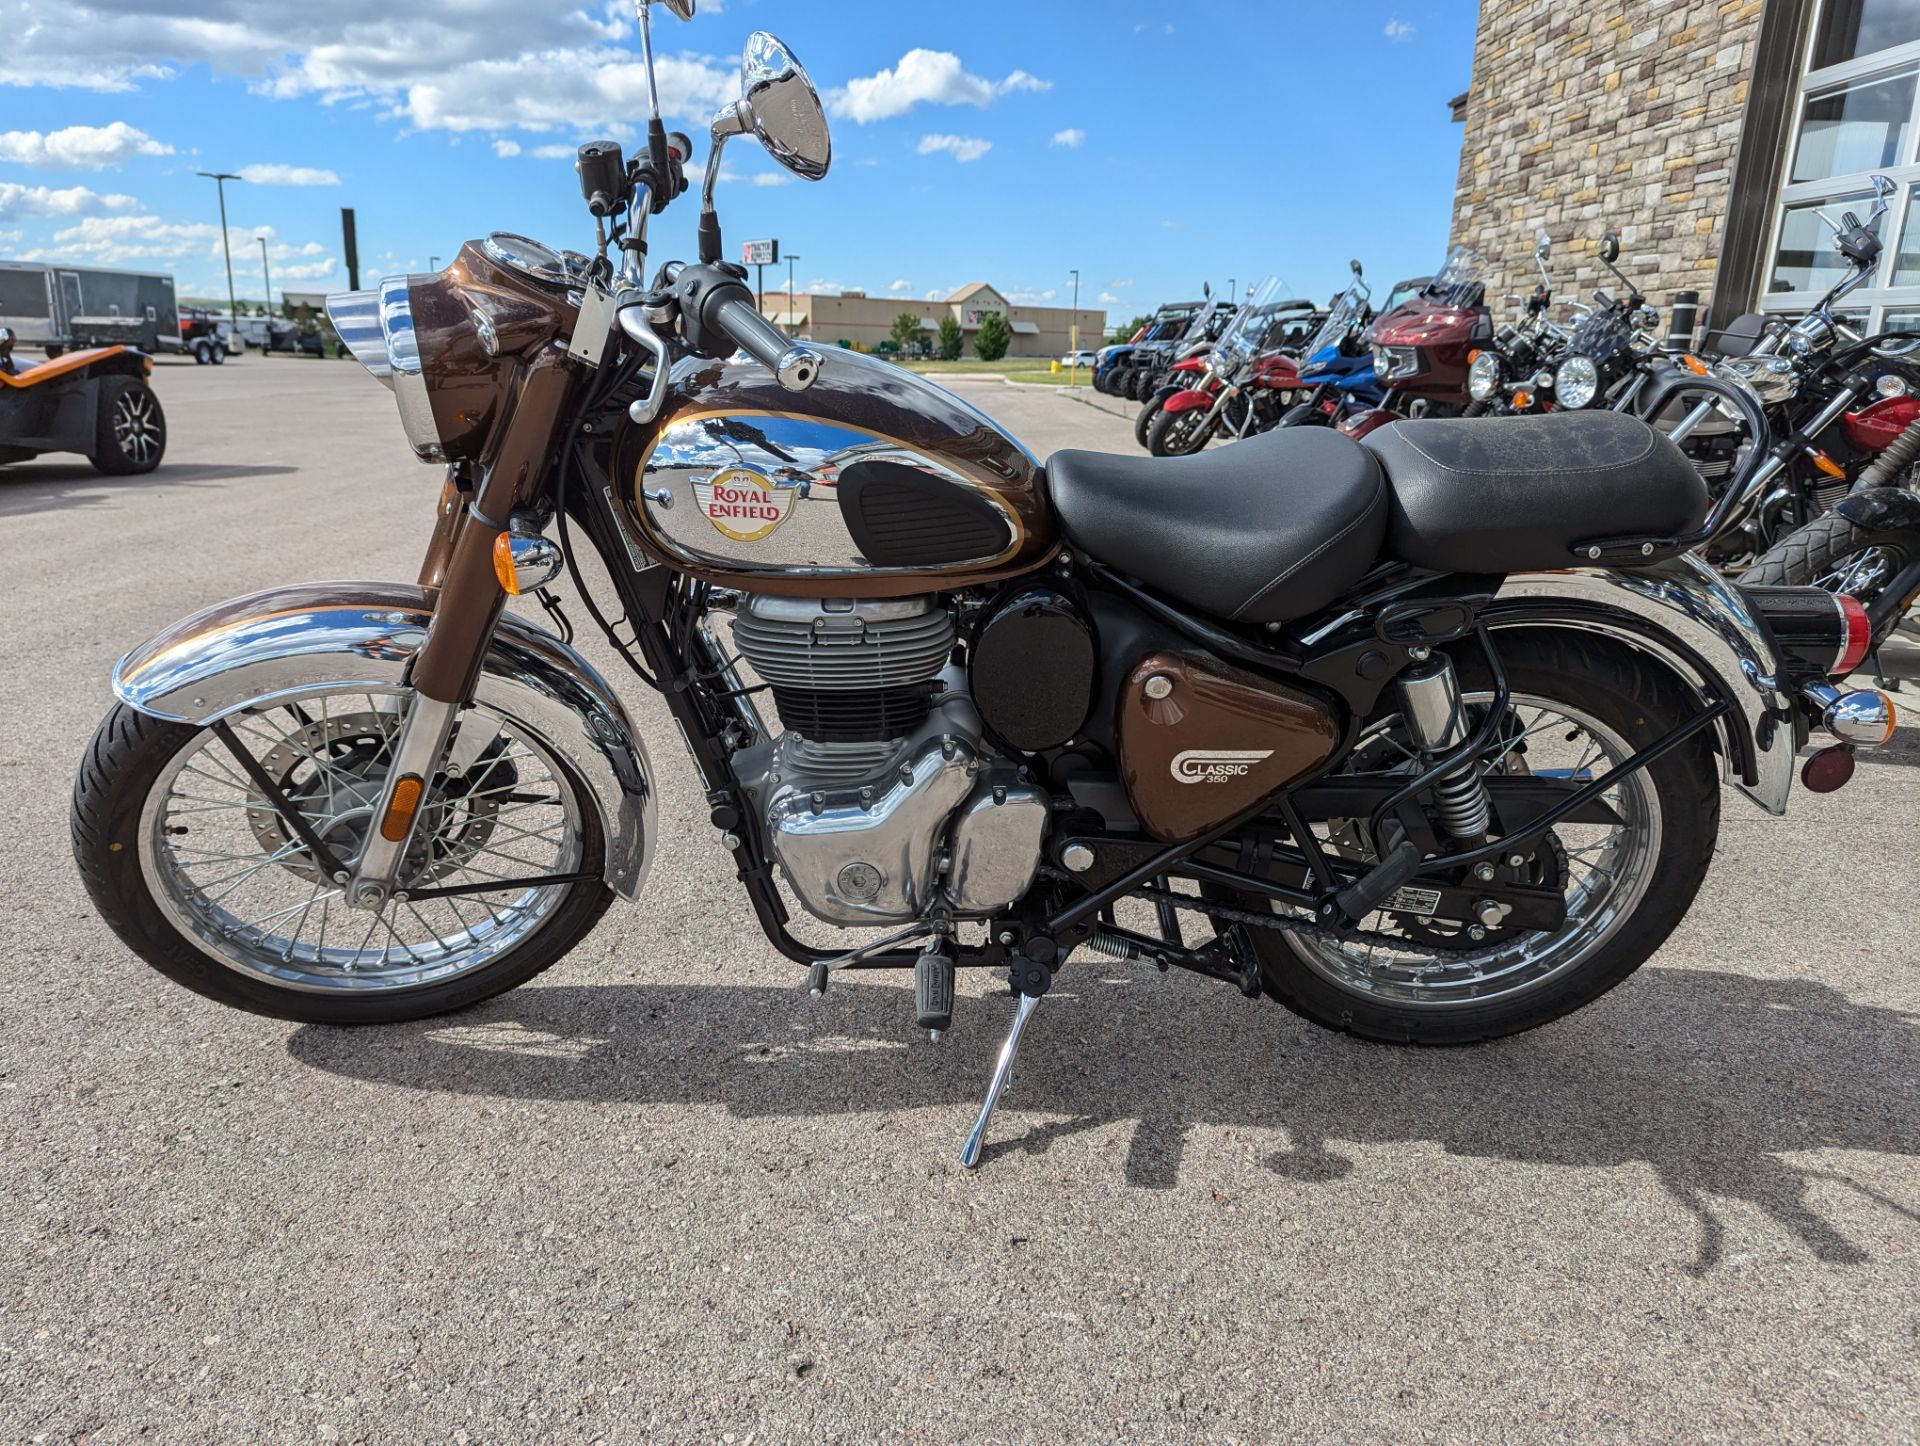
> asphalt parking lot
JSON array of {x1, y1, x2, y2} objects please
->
[{"x1": 4, "y1": 357, "x2": 1919, "y2": 1442}]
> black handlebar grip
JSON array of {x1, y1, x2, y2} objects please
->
[{"x1": 709, "y1": 293, "x2": 822, "y2": 391}]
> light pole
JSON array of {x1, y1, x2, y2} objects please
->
[
  {"x1": 784, "y1": 252, "x2": 801, "y2": 337},
  {"x1": 1068, "y1": 267, "x2": 1080, "y2": 384},
  {"x1": 257, "y1": 235, "x2": 273, "y2": 323},
  {"x1": 197, "y1": 171, "x2": 241, "y2": 327}
]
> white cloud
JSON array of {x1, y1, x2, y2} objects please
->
[
  {"x1": 918, "y1": 134, "x2": 992, "y2": 164},
  {"x1": 1108, "y1": 277, "x2": 1134, "y2": 288},
  {"x1": 808, "y1": 279, "x2": 848, "y2": 294},
  {"x1": 278, "y1": 258, "x2": 338, "y2": 280},
  {"x1": 830, "y1": 49, "x2": 1049, "y2": 124},
  {"x1": 530, "y1": 144, "x2": 575, "y2": 159},
  {"x1": 1004, "y1": 287, "x2": 1056, "y2": 304},
  {"x1": 492, "y1": 138, "x2": 521, "y2": 157},
  {"x1": 1096, "y1": 291, "x2": 1123, "y2": 304},
  {"x1": 1049, "y1": 128, "x2": 1085, "y2": 149},
  {"x1": 749, "y1": 172, "x2": 793, "y2": 187},
  {"x1": 237, "y1": 163, "x2": 341, "y2": 186},
  {"x1": 888, "y1": 279, "x2": 912, "y2": 294},
  {"x1": 0, "y1": 182, "x2": 140, "y2": 219},
  {"x1": 0, "y1": 122, "x2": 171, "y2": 169},
  {"x1": 0, "y1": 1, "x2": 736, "y2": 137},
  {"x1": 1385, "y1": 18, "x2": 1415, "y2": 40}
]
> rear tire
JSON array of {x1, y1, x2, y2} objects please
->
[
  {"x1": 211, "y1": 343, "x2": 226, "y2": 366},
  {"x1": 1745, "y1": 513, "x2": 1920, "y2": 655},
  {"x1": 1212, "y1": 632, "x2": 1720, "y2": 1045},
  {"x1": 88, "y1": 376, "x2": 166, "y2": 475}
]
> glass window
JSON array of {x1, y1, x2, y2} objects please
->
[
  {"x1": 1769, "y1": 191, "x2": 1877, "y2": 292},
  {"x1": 1792, "y1": 69, "x2": 1916, "y2": 180},
  {"x1": 1813, "y1": 0, "x2": 1920, "y2": 70},
  {"x1": 1890, "y1": 191, "x2": 1920, "y2": 283}
]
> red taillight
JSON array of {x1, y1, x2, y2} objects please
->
[{"x1": 1835, "y1": 592, "x2": 1872, "y2": 676}]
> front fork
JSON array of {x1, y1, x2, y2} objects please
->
[{"x1": 343, "y1": 351, "x2": 573, "y2": 910}]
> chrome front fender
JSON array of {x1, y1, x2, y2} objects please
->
[
  {"x1": 112, "y1": 582, "x2": 656, "y2": 899},
  {"x1": 1491, "y1": 554, "x2": 1795, "y2": 815}
]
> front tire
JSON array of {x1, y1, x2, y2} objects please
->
[
  {"x1": 72, "y1": 699, "x2": 615, "y2": 1024},
  {"x1": 1147, "y1": 403, "x2": 1216, "y2": 456},
  {"x1": 1744, "y1": 513, "x2": 1920, "y2": 656},
  {"x1": 1213, "y1": 632, "x2": 1720, "y2": 1045}
]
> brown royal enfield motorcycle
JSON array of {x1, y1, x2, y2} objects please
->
[{"x1": 72, "y1": 1, "x2": 1902, "y2": 1167}]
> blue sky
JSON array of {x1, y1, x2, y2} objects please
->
[{"x1": 0, "y1": 1, "x2": 1478, "y2": 323}]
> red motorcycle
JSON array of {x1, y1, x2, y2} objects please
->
[
  {"x1": 1147, "y1": 280, "x2": 1313, "y2": 456},
  {"x1": 1338, "y1": 248, "x2": 1491, "y2": 440}
]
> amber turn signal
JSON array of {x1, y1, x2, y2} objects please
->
[
  {"x1": 1681, "y1": 354, "x2": 1709, "y2": 376},
  {"x1": 1511, "y1": 390, "x2": 1532, "y2": 410},
  {"x1": 378, "y1": 774, "x2": 426, "y2": 842},
  {"x1": 493, "y1": 530, "x2": 564, "y2": 596}
]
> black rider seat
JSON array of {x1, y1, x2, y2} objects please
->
[
  {"x1": 1363, "y1": 410, "x2": 1708, "y2": 574},
  {"x1": 1046, "y1": 427, "x2": 1390, "y2": 624}
]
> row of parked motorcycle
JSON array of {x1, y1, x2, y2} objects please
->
[{"x1": 1094, "y1": 174, "x2": 1920, "y2": 672}]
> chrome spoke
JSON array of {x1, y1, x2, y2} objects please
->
[{"x1": 140, "y1": 692, "x2": 585, "y2": 994}]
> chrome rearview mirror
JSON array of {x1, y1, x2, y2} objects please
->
[
  {"x1": 658, "y1": 0, "x2": 695, "y2": 17},
  {"x1": 1535, "y1": 228, "x2": 1551, "y2": 260},
  {"x1": 698, "y1": 32, "x2": 831, "y2": 261},
  {"x1": 713, "y1": 32, "x2": 831, "y2": 182}
]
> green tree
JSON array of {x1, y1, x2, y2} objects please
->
[
  {"x1": 974, "y1": 311, "x2": 1011, "y2": 362},
  {"x1": 1111, "y1": 314, "x2": 1152, "y2": 345},
  {"x1": 888, "y1": 310, "x2": 925, "y2": 355},
  {"x1": 936, "y1": 313, "x2": 964, "y2": 361}
]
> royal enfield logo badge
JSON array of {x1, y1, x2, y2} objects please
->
[
  {"x1": 692, "y1": 466, "x2": 796, "y2": 543},
  {"x1": 1171, "y1": 749, "x2": 1275, "y2": 785}
]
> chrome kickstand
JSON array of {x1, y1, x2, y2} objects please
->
[{"x1": 958, "y1": 990, "x2": 1042, "y2": 1169}]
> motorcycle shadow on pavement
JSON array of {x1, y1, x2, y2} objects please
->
[
  {"x1": 287, "y1": 965, "x2": 1919, "y2": 1274},
  {"x1": 0, "y1": 461, "x2": 299, "y2": 518}
]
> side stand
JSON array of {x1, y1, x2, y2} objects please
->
[{"x1": 958, "y1": 962, "x2": 1048, "y2": 1169}]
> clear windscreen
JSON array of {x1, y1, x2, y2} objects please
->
[{"x1": 1214, "y1": 276, "x2": 1281, "y2": 368}]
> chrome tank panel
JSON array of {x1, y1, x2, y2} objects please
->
[
  {"x1": 1492, "y1": 554, "x2": 1795, "y2": 815},
  {"x1": 112, "y1": 582, "x2": 657, "y2": 899},
  {"x1": 620, "y1": 350, "x2": 1054, "y2": 596}
]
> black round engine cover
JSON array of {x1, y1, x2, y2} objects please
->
[{"x1": 970, "y1": 585, "x2": 1095, "y2": 752}]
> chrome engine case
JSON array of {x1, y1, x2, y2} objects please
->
[{"x1": 728, "y1": 591, "x2": 1050, "y2": 927}]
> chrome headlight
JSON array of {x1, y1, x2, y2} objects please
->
[
  {"x1": 1372, "y1": 344, "x2": 1420, "y2": 381},
  {"x1": 1555, "y1": 354, "x2": 1600, "y2": 409},
  {"x1": 326, "y1": 277, "x2": 443, "y2": 462},
  {"x1": 1467, "y1": 350, "x2": 1502, "y2": 401}
]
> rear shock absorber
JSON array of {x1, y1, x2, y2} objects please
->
[
  {"x1": 1855, "y1": 410, "x2": 1920, "y2": 491},
  {"x1": 1398, "y1": 655, "x2": 1492, "y2": 840}
]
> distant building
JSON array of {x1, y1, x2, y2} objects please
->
[{"x1": 759, "y1": 281, "x2": 1105, "y2": 358}]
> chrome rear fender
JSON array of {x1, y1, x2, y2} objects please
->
[
  {"x1": 1490, "y1": 554, "x2": 1795, "y2": 815},
  {"x1": 112, "y1": 582, "x2": 656, "y2": 898}
]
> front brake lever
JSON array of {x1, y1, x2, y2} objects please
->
[{"x1": 618, "y1": 296, "x2": 672, "y2": 424}]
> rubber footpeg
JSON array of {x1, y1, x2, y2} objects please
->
[
  {"x1": 915, "y1": 949, "x2": 955, "y2": 1030},
  {"x1": 1335, "y1": 824, "x2": 1422, "y2": 921}
]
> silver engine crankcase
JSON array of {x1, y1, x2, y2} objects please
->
[{"x1": 730, "y1": 596, "x2": 1048, "y2": 927}]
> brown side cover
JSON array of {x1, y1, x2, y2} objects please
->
[{"x1": 1119, "y1": 650, "x2": 1342, "y2": 843}]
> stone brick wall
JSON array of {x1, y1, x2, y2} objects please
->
[{"x1": 1450, "y1": 0, "x2": 1768, "y2": 330}]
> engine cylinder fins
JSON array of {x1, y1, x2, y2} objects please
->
[
  {"x1": 734, "y1": 594, "x2": 958, "y2": 744},
  {"x1": 732, "y1": 594, "x2": 956, "y2": 690}
]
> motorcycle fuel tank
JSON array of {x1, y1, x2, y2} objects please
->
[{"x1": 618, "y1": 349, "x2": 1054, "y2": 596}]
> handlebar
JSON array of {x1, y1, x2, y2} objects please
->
[{"x1": 709, "y1": 292, "x2": 823, "y2": 391}]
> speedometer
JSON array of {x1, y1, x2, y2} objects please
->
[{"x1": 481, "y1": 232, "x2": 571, "y2": 286}]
